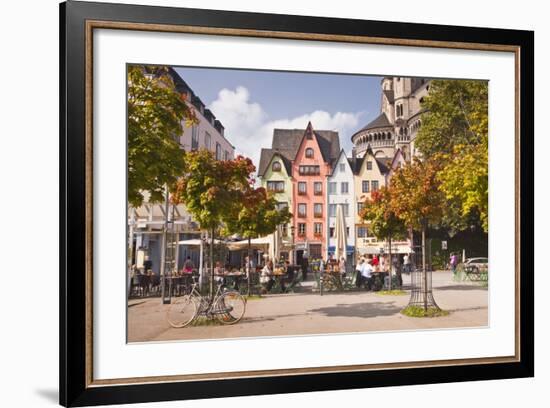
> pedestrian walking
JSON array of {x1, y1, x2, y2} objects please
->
[{"x1": 450, "y1": 253, "x2": 458, "y2": 275}]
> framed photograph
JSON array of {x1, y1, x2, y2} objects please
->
[{"x1": 60, "y1": 1, "x2": 534, "y2": 406}]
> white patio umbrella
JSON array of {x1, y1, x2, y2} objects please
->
[
  {"x1": 269, "y1": 225, "x2": 281, "y2": 262},
  {"x1": 334, "y1": 204, "x2": 347, "y2": 262}
]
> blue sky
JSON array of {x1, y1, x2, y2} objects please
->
[{"x1": 174, "y1": 66, "x2": 383, "y2": 166}]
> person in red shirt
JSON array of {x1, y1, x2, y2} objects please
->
[{"x1": 371, "y1": 255, "x2": 379, "y2": 267}]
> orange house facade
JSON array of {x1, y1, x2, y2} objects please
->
[{"x1": 292, "y1": 123, "x2": 339, "y2": 261}]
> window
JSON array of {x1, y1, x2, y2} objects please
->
[
  {"x1": 314, "y1": 223, "x2": 323, "y2": 236},
  {"x1": 223, "y1": 150, "x2": 229, "y2": 161},
  {"x1": 215, "y1": 142, "x2": 221, "y2": 160},
  {"x1": 298, "y1": 182, "x2": 307, "y2": 195},
  {"x1": 341, "y1": 182, "x2": 349, "y2": 194},
  {"x1": 366, "y1": 161, "x2": 372, "y2": 170},
  {"x1": 314, "y1": 203, "x2": 323, "y2": 218},
  {"x1": 267, "y1": 181, "x2": 285, "y2": 193},
  {"x1": 314, "y1": 182, "x2": 323, "y2": 195},
  {"x1": 339, "y1": 163, "x2": 346, "y2": 172},
  {"x1": 299, "y1": 165, "x2": 320, "y2": 175},
  {"x1": 357, "y1": 226, "x2": 368, "y2": 238},
  {"x1": 309, "y1": 244, "x2": 322, "y2": 259},
  {"x1": 281, "y1": 224, "x2": 288, "y2": 237},
  {"x1": 372, "y1": 180, "x2": 379, "y2": 191},
  {"x1": 362, "y1": 180, "x2": 370, "y2": 193},
  {"x1": 191, "y1": 126, "x2": 199, "y2": 150},
  {"x1": 298, "y1": 203, "x2": 307, "y2": 217},
  {"x1": 272, "y1": 161, "x2": 282, "y2": 172},
  {"x1": 276, "y1": 202, "x2": 288, "y2": 211},
  {"x1": 357, "y1": 202, "x2": 365, "y2": 213},
  {"x1": 342, "y1": 204, "x2": 349, "y2": 217},
  {"x1": 346, "y1": 227, "x2": 350, "y2": 237},
  {"x1": 298, "y1": 223, "x2": 306, "y2": 236},
  {"x1": 204, "y1": 131, "x2": 211, "y2": 150},
  {"x1": 328, "y1": 204, "x2": 337, "y2": 217},
  {"x1": 305, "y1": 148, "x2": 314, "y2": 158},
  {"x1": 329, "y1": 227, "x2": 335, "y2": 238},
  {"x1": 328, "y1": 182, "x2": 337, "y2": 194}
]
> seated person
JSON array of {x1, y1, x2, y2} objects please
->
[
  {"x1": 214, "y1": 261, "x2": 225, "y2": 285},
  {"x1": 260, "y1": 260, "x2": 274, "y2": 293},
  {"x1": 182, "y1": 256, "x2": 194, "y2": 274}
]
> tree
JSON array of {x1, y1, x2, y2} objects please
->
[
  {"x1": 224, "y1": 187, "x2": 292, "y2": 295},
  {"x1": 438, "y1": 142, "x2": 489, "y2": 232},
  {"x1": 174, "y1": 150, "x2": 254, "y2": 298},
  {"x1": 415, "y1": 80, "x2": 488, "y2": 159},
  {"x1": 416, "y1": 79, "x2": 489, "y2": 233},
  {"x1": 391, "y1": 159, "x2": 446, "y2": 310},
  {"x1": 127, "y1": 65, "x2": 196, "y2": 207},
  {"x1": 359, "y1": 187, "x2": 407, "y2": 289}
]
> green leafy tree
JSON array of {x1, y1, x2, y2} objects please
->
[
  {"x1": 416, "y1": 79, "x2": 489, "y2": 233},
  {"x1": 416, "y1": 79, "x2": 488, "y2": 158},
  {"x1": 127, "y1": 65, "x2": 196, "y2": 207},
  {"x1": 359, "y1": 187, "x2": 407, "y2": 289},
  {"x1": 438, "y1": 142, "x2": 489, "y2": 232},
  {"x1": 174, "y1": 150, "x2": 255, "y2": 297},
  {"x1": 224, "y1": 187, "x2": 292, "y2": 295},
  {"x1": 391, "y1": 159, "x2": 446, "y2": 310}
]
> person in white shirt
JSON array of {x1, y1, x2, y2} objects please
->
[{"x1": 360, "y1": 259, "x2": 374, "y2": 290}]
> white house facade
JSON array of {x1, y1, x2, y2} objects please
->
[{"x1": 326, "y1": 150, "x2": 356, "y2": 260}]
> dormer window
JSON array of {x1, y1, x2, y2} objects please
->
[
  {"x1": 272, "y1": 161, "x2": 282, "y2": 172},
  {"x1": 305, "y1": 148, "x2": 314, "y2": 158}
]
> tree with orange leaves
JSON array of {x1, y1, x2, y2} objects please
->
[
  {"x1": 390, "y1": 158, "x2": 446, "y2": 309},
  {"x1": 173, "y1": 150, "x2": 255, "y2": 298},
  {"x1": 359, "y1": 187, "x2": 407, "y2": 289}
]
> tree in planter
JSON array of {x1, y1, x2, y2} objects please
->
[
  {"x1": 127, "y1": 65, "x2": 196, "y2": 207},
  {"x1": 391, "y1": 158, "x2": 446, "y2": 311},
  {"x1": 174, "y1": 150, "x2": 254, "y2": 298},
  {"x1": 359, "y1": 187, "x2": 407, "y2": 290},
  {"x1": 224, "y1": 187, "x2": 292, "y2": 296}
]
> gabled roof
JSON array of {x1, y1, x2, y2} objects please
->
[
  {"x1": 257, "y1": 149, "x2": 292, "y2": 177},
  {"x1": 375, "y1": 158, "x2": 391, "y2": 174},
  {"x1": 348, "y1": 156, "x2": 364, "y2": 175},
  {"x1": 269, "y1": 122, "x2": 340, "y2": 165},
  {"x1": 356, "y1": 147, "x2": 390, "y2": 175},
  {"x1": 328, "y1": 149, "x2": 353, "y2": 176}
]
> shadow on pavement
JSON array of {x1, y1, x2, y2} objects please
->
[
  {"x1": 308, "y1": 301, "x2": 401, "y2": 318},
  {"x1": 435, "y1": 284, "x2": 488, "y2": 291}
]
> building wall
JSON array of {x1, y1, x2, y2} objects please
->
[
  {"x1": 178, "y1": 102, "x2": 235, "y2": 159},
  {"x1": 327, "y1": 153, "x2": 356, "y2": 259},
  {"x1": 260, "y1": 154, "x2": 293, "y2": 246},
  {"x1": 291, "y1": 132, "x2": 332, "y2": 259},
  {"x1": 354, "y1": 151, "x2": 388, "y2": 258}
]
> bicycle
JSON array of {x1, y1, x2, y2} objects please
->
[{"x1": 166, "y1": 277, "x2": 246, "y2": 328}]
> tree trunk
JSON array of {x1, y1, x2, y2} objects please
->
[
  {"x1": 210, "y1": 226, "x2": 215, "y2": 300},
  {"x1": 247, "y1": 237, "x2": 252, "y2": 297},
  {"x1": 422, "y1": 226, "x2": 428, "y2": 311},
  {"x1": 388, "y1": 236, "x2": 392, "y2": 291}
]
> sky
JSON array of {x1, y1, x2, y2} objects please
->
[{"x1": 174, "y1": 66, "x2": 383, "y2": 167}]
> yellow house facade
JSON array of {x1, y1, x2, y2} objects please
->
[{"x1": 353, "y1": 147, "x2": 391, "y2": 259}]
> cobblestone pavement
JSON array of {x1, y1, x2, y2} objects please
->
[{"x1": 127, "y1": 271, "x2": 488, "y2": 342}]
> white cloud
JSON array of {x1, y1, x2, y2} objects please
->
[{"x1": 208, "y1": 86, "x2": 363, "y2": 171}]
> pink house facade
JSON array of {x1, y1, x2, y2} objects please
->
[{"x1": 291, "y1": 123, "x2": 339, "y2": 261}]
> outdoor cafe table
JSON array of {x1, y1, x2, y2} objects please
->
[{"x1": 215, "y1": 271, "x2": 246, "y2": 290}]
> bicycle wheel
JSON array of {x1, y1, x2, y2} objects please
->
[
  {"x1": 214, "y1": 291, "x2": 246, "y2": 325},
  {"x1": 166, "y1": 295, "x2": 197, "y2": 328}
]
